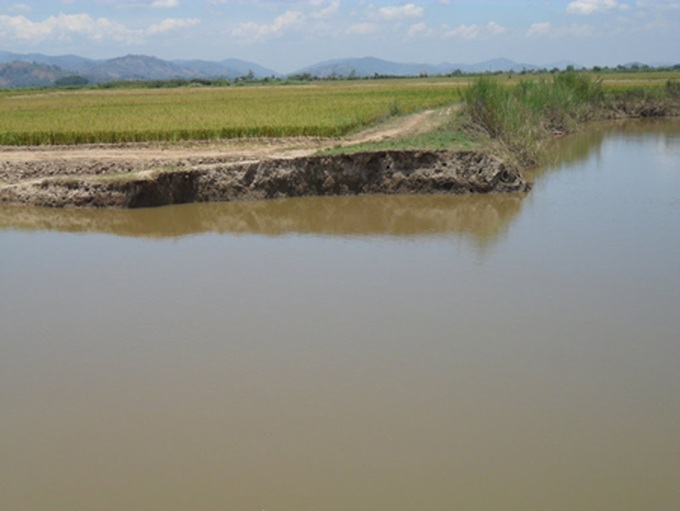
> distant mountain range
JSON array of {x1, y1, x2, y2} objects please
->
[
  {"x1": 0, "y1": 61, "x2": 73, "y2": 89},
  {"x1": 0, "y1": 52, "x2": 281, "y2": 87},
  {"x1": 292, "y1": 56, "x2": 577, "y2": 77},
  {"x1": 2, "y1": 51, "x2": 670, "y2": 89}
]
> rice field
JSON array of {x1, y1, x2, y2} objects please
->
[
  {"x1": 1, "y1": 73, "x2": 675, "y2": 146},
  {"x1": 0, "y1": 81, "x2": 461, "y2": 145}
]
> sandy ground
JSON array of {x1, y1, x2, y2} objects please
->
[{"x1": 0, "y1": 108, "x2": 452, "y2": 186}]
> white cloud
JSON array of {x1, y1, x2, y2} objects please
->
[
  {"x1": 231, "y1": 10, "x2": 305, "y2": 42},
  {"x1": 440, "y1": 21, "x2": 508, "y2": 39},
  {"x1": 376, "y1": 3, "x2": 423, "y2": 21},
  {"x1": 0, "y1": 12, "x2": 199, "y2": 45},
  {"x1": 0, "y1": 14, "x2": 128, "y2": 42},
  {"x1": 486, "y1": 21, "x2": 507, "y2": 35},
  {"x1": 567, "y1": 0, "x2": 618, "y2": 15},
  {"x1": 151, "y1": 0, "x2": 179, "y2": 8},
  {"x1": 91, "y1": 0, "x2": 179, "y2": 7},
  {"x1": 311, "y1": 0, "x2": 339, "y2": 20},
  {"x1": 147, "y1": 17, "x2": 199, "y2": 35},
  {"x1": 0, "y1": 14, "x2": 47, "y2": 41},
  {"x1": 346, "y1": 22, "x2": 380, "y2": 35},
  {"x1": 443, "y1": 23, "x2": 480, "y2": 39},
  {"x1": 407, "y1": 21, "x2": 428, "y2": 38},
  {"x1": 527, "y1": 21, "x2": 552, "y2": 36}
]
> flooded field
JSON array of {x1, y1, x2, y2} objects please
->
[{"x1": 1, "y1": 120, "x2": 679, "y2": 511}]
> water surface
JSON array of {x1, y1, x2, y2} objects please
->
[{"x1": 1, "y1": 119, "x2": 679, "y2": 511}]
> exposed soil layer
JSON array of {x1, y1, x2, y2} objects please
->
[
  {"x1": 601, "y1": 99, "x2": 680, "y2": 120},
  {"x1": 0, "y1": 150, "x2": 530, "y2": 208}
]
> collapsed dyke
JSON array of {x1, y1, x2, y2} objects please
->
[{"x1": 0, "y1": 150, "x2": 530, "y2": 208}]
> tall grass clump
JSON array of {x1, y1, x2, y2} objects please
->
[
  {"x1": 463, "y1": 73, "x2": 604, "y2": 166},
  {"x1": 666, "y1": 79, "x2": 680, "y2": 99}
]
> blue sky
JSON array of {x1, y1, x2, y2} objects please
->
[{"x1": 1, "y1": 1, "x2": 678, "y2": 72}]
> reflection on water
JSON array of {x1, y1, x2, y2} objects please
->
[
  {"x1": 538, "y1": 118, "x2": 680, "y2": 177},
  {"x1": 0, "y1": 193, "x2": 525, "y2": 244},
  {"x1": 1, "y1": 119, "x2": 679, "y2": 511}
]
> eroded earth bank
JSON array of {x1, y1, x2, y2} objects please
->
[{"x1": 0, "y1": 147, "x2": 530, "y2": 208}]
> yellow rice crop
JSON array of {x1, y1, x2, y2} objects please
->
[{"x1": 0, "y1": 81, "x2": 461, "y2": 145}]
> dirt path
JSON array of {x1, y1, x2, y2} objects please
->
[
  {"x1": 341, "y1": 107, "x2": 453, "y2": 145},
  {"x1": 0, "y1": 107, "x2": 456, "y2": 186}
]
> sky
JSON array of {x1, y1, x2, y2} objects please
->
[{"x1": 1, "y1": 0, "x2": 678, "y2": 72}]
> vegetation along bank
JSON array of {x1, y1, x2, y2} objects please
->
[{"x1": 460, "y1": 73, "x2": 680, "y2": 167}]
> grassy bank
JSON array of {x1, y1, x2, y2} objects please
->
[{"x1": 461, "y1": 73, "x2": 680, "y2": 167}]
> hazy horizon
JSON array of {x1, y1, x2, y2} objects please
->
[{"x1": 1, "y1": 1, "x2": 679, "y2": 74}]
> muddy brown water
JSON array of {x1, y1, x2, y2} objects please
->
[{"x1": 1, "y1": 119, "x2": 679, "y2": 511}]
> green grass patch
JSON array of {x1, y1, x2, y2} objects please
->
[
  {"x1": 320, "y1": 114, "x2": 475, "y2": 154},
  {"x1": 320, "y1": 131, "x2": 475, "y2": 154}
]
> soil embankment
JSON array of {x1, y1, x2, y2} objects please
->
[
  {"x1": 0, "y1": 150, "x2": 529, "y2": 208},
  {"x1": 0, "y1": 109, "x2": 531, "y2": 208}
]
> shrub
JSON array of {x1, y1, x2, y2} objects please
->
[
  {"x1": 666, "y1": 79, "x2": 680, "y2": 99},
  {"x1": 55, "y1": 76, "x2": 89, "y2": 87},
  {"x1": 462, "y1": 73, "x2": 605, "y2": 166}
]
